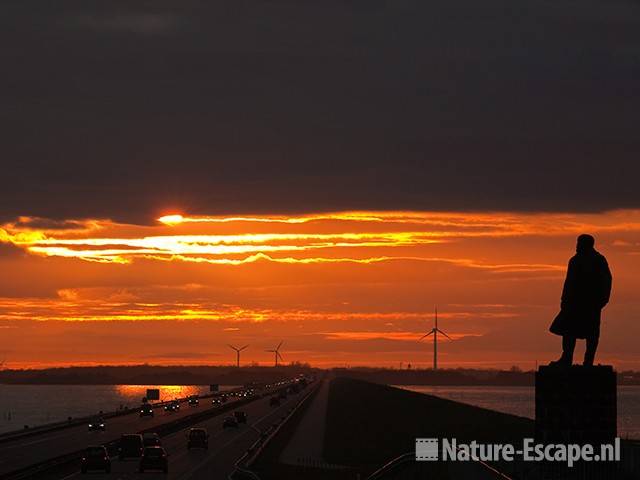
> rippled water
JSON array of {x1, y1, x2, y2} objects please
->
[
  {"x1": 397, "y1": 385, "x2": 640, "y2": 439},
  {"x1": 0, "y1": 384, "x2": 237, "y2": 434}
]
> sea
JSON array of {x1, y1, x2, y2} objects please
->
[
  {"x1": 0, "y1": 384, "x2": 237, "y2": 435},
  {"x1": 397, "y1": 385, "x2": 640, "y2": 439},
  {"x1": 1, "y1": 384, "x2": 638, "y2": 439}
]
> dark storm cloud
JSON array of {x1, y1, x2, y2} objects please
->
[
  {"x1": 9, "y1": 217, "x2": 91, "y2": 230},
  {"x1": 66, "y1": 12, "x2": 184, "y2": 35},
  {"x1": 1, "y1": 0, "x2": 639, "y2": 223}
]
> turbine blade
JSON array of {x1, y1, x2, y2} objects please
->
[
  {"x1": 277, "y1": 352, "x2": 284, "y2": 361},
  {"x1": 437, "y1": 329, "x2": 452, "y2": 340},
  {"x1": 419, "y1": 331, "x2": 434, "y2": 340},
  {"x1": 277, "y1": 340, "x2": 283, "y2": 350},
  {"x1": 240, "y1": 345, "x2": 249, "y2": 351},
  {"x1": 227, "y1": 344, "x2": 237, "y2": 351}
]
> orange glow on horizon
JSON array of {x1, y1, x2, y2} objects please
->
[{"x1": 2, "y1": 209, "x2": 640, "y2": 369}]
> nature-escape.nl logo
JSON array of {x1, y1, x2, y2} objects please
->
[{"x1": 415, "y1": 438, "x2": 621, "y2": 467}]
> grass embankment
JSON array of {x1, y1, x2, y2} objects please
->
[{"x1": 323, "y1": 377, "x2": 534, "y2": 476}]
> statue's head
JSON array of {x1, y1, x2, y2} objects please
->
[{"x1": 576, "y1": 234, "x2": 595, "y2": 254}]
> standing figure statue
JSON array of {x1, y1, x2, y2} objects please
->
[{"x1": 549, "y1": 234, "x2": 612, "y2": 366}]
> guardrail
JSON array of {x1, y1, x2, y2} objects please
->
[
  {"x1": 229, "y1": 379, "x2": 322, "y2": 480},
  {"x1": 0, "y1": 382, "x2": 298, "y2": 480}
]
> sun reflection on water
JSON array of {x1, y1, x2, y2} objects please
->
[{"x1": 114, "y1": 385, "x2": 207, "y2": 402}]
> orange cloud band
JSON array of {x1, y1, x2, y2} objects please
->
[{"x1": 3, "y1": 210, "x2": 640, "y2": 264}]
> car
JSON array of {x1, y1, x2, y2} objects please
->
[
  {"x1": 220, "y1": 394, "x2": 228, "y2": 403},
  {"x1": 119, "y1": 434, "x2": 144, "y2": 460},
  {"x1": 234, "y1": 411, "x2": 247, "y2": 424},
  {"x1": 269, "y1": 396, "x2": 280, "y2": 407},
  {"x1": 143, "y1": 432, "x2": 161, "y2": 447},
  {"x1": 164, "y1": 402, "x2": 179, "y2": 413},
  {"x1": 212, "y1": 398, "x2": 222, "y2": 407},
  {"x1": 188, "y1": 396, "x2": 199, "y2": 407},
  {"x1": 140, "y1": 405, "x2": 154, "y2": 418},
  {"x1": 139, "y1": 446, "x2": 168, "y2": 473},
  {"x1": 187, "y1": 427, "x2": 209, "y2": 449},
  {"x1": 81, "y1": 445, "x2": 110, "y2": 473},
  {"x1": 88, "y1": 418, "x2": 106, "y2": 431},
  {"x1": 223, "y1": 416, "x2": 238, "y2": 428}
]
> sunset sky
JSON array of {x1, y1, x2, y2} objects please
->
[
  {"x1": 1, "y1": 1, "x2": 639, "y2": 369},
  {"x1": 2, "y1": 210, "x2": 639, "y2": 369}
]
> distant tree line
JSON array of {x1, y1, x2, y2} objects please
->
[{"x1": 0, "y1": 364, "x2": 315, "y2": 385}]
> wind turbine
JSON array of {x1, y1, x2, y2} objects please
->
[
  {"x1": 419, "y1": 307, "x2": 451, "y2": 370},
  {"x1": 266, "y1": 341, "x2": 284, "y2": 367},
  {"x1": 228, "y1": 344, "x2": 248, "y2": 368}
]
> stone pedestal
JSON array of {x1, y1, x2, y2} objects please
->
[{"x1": 535, "y1": 365, "x2": 616, "y2": 444}]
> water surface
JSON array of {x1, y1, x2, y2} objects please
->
[
  {"x1": 0, "y1": 384, "x2": 236, "y2": 434},
  {"x1": 397, "y1": 385, "x2": 640, "y2": 439}
]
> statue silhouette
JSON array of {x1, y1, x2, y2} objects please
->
[{"x1": 549, "y1": 234, "x2": 612, "y2": 366}]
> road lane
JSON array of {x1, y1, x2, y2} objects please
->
[
  {"x1": 1, "y1": 390, "x2": 256, "y2": 477},
  {"x1": 54, "y1": 385, "x2": 312, "y2": 480}
]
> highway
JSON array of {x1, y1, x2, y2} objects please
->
[
  {"x1": 1, "y1": 380, "x2": 313, "y2": 479},
  {"x1": 57, "y1": 391, "x2": 307, "y2": 479},
  {"x1": 0, "y1": 394, "x2": 240, "y2": 476}
]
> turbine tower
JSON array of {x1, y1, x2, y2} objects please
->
[
  {"x1": 228, "y1": 344, "x2": 248, "y2": 368},
  {"x1": 419, "y1": 307, "x2": 451, "y2": 370},
  {"x1": 266, "y1": 341, "x2": 284, "y2": 367}
]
